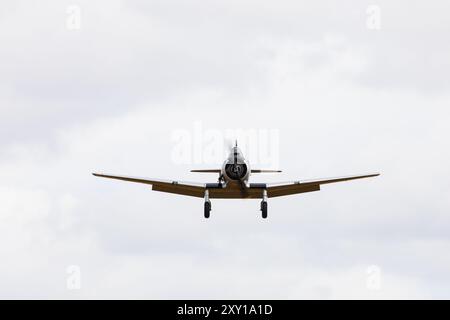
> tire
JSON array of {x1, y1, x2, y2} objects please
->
[
  {"x1": 204, "y1": 202, "x2": 211, "y2": 219},
  {"x1": 261, "y1": 201, "x2": 268, "y2": 219}
]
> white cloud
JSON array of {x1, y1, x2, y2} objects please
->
[{"x1": 0, "y1": 0, "x2": 449, "y2": 298}]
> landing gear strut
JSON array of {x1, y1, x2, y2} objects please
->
[
  {"x1": 204, "y1": 190, "x2": 211, "y2": 219},
  {"x1": 260, "y1": 189, "x2": 268, "y2": 219}
]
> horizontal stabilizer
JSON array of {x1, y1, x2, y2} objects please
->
[
  {"x1": 190, "y1": 169, "x2": 221, "y2": 173},
  {"x1": 251, "y1": 169, "x2": 282, "y2": 173}
]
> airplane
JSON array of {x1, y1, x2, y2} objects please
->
[{"x1": 93, "y1": 142, "x2": 379, "y2": 219}]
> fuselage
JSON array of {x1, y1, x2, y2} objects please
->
[{"x1": 221, "y1": 146, "x2": 250, "y2": 185}]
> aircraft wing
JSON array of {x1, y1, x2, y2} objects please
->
[
  {"x1": 92, "y1": 173, "x2": 206, "y2": 197},
  {"x1": 266, "y1": 173, "x2": 379, "y2": 198},
  {"x1": 93, "y1": 172, "x2": 379, "y2": 199}
]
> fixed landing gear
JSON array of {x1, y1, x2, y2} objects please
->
[
  {"x1": 204, "y1": 201, "x2": 211, "y2": 218},
  {"x1": 260, "y1": 189, "x2": 268, "y2": 219},
  {"x1": 204, "y1": 190, "x2": 211, "y2": 219},
  {"x1": 203, "y1": 189, "x2": 269, "y2": 219},
  {"x1": 260, "y1": 200, "x2": 268, "y2": 219}
]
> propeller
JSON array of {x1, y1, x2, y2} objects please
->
[
  {"x1": 218, "y1": 173, "x2": 225, "y2": 185},
  {"x1": 233, "y1": 146, "x2": 249, "y2": 197},
  {"x1": 223, "y1": 138, "x2": 248, "y2": 195},
  {"x1": 238, "y1": 177, "x2": 248, "y2": 197}
]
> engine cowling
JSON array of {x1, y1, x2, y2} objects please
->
[{"x1": 224, "y1": 163, "x2": 248, "y2": 180}]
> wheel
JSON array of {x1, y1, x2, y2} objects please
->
[
  {"x1": 204, "y1": 201, "x2": 211, "y2": 219},
  {"x1": 261, "y1": 201, "x2": 267, "y2": 219}
]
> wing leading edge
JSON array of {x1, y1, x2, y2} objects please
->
[
  {"x1": 266, "y1": 173, "x2": 380, "y2": 198},
  {"x1": 93, "y1": 172, "x2": 379, "y2": 199},
  {"x1": 92, "y1": 173, "x2": 206, "y2": 197}
]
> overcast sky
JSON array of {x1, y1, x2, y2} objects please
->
[{"x1": 1, "y1": 0, "x2": 450, "y2": 299}]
